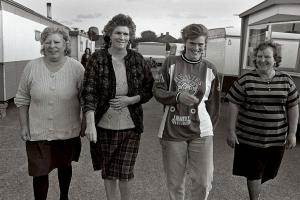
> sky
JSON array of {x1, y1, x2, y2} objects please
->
[{"x1": 13, "y1": 0, "x2": 265, "y2": 38}]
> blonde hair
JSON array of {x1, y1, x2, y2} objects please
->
[
  {"x1": 40, "y1": 26, "x2": 71, "y2": 55},
  {"x1": 181, "y1": 24, "x2": 208, "y2": 42}
]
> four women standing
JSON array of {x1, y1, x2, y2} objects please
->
[{"x1": 14, "y1": 15, "x2": 299, "y2": 200}]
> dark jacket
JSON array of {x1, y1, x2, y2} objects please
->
[{"x1": 81, "y1": 48, "x2": 154, "y2": 133}]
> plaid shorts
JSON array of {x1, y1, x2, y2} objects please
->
[
  {"x1": 90, "y1": 127, "x2": 141, "y2": 181},
  {"x1": 233, "y1": 143, "x2": 285, "y2": 183}
]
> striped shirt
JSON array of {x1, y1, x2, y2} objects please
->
[{"x1": 226, "y1": 70, "x2": 299, "y2": 148}]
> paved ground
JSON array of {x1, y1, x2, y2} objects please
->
[{"x1": 1, "y1": 98, "x2": 300, "y2": 200}]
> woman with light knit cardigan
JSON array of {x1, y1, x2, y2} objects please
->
[{"x1": 14, "y1": 26, "x2": 85, "y2": 200}]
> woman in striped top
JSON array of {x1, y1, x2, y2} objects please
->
[{"x1": 226, "y1": 41, "x2": 299, "y2": 200}]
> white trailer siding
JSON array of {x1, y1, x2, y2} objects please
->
[
  {"x1": 206, "y1": 37, "x2": 226, "y2": 74},
  {"x1": 224, "y1": 36, "x2": 240, "y2": 76},
  {"x1": 0, "y1": 10, "x2": 3, "y2": 62},
  {"x1": 2, "y1": 10, "x2": 45, "y2": 62},
  {"x1": 206, "y1": 28, "x2": 240, "y2": 94},
  {"x1": 0, "y1": 0, "x2": 66, "y2": 101}
]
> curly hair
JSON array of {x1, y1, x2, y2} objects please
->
[
  {"x1": 181, "y1": 24, "x2": 208, "y2": 43},
  {"x1": 253, "y1": 41, "x2": 282, "y2": 68},
  {"x1": 102, "y1": 14, "x2": 136, "y2": 47},
  {"x1": 40, "y1": 26, "x2": 71, "y2": 56}
]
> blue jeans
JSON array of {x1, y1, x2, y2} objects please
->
[{"x1": 161, "y1": 136, "x2": 214, "y2": 200}]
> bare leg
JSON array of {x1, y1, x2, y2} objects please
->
[
  {"x1": 247, "y1": 179, "x2": 262, "y2": 200},
  {"x1": 119, "y1": 180, "x2": 132, "y2": 200},
  {"x1": 104, "y1": 179, "x2": 119, "y2": 200}
]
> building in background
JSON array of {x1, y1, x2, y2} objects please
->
[
  {"x1": 239, "y1": 0, "x2": 300, "y2": 128},
  {"x1": 206, "y1": 27, "x2": 240, "y2": 95},
  {"x1": 0, "y1": 0, "x2": 94, "y2": 117},
  {"x1": 69, "y1": 29, "x2": 95, "y2": 61}
]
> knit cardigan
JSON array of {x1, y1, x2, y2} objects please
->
[
  {"x1": 14, "y1": 57, "x2": 85, "y2": 141},
  {"x1": 81, "y1": 48, "x2": 154, "y2": 133}
]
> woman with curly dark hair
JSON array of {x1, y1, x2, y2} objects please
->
[
  {"x1": 81, "y1": 14, "x2": 154, "y2": 200},
  {"x1": 226, "y1": 41, "x2": 299, "y2": 200}
]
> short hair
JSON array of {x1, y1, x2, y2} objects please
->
[
  {"x1": 102, "y1": 14, "x2": 136, "y2": 47},
  {"x1": 181, "y1": 24, "x2": 208, "y2": 42},
  {"x1": 40, "y1": 26, "x2": 71, "y2": 56},
  {"x1": 85, "y1": 47, "x2": 91, "y2": 54},
  {"x1": 253, "y1": 41, "x2": 281, "y2": 68}
]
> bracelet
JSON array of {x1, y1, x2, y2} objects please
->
[{"x1": 175, "y1": 92, "x2": 181, "y2": 103}]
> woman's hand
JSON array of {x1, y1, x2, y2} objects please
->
[
  {"x1": 20, "y1": 127, "x2": 31, "y2": 141},
  {"x1": 227, "y1": 132, "x2": 239, "y2": 148},
  {"x1": 109, "y1": 96, "x2": 133, "y2": 110},
  {"x1": 178, "y1": 92, "x2": 199, "y2": 106},
  {"x1": 286, "y1": 134, "x2": 296, "y2": 149},
  {"x1": 80, "y1": 118, "x2": 86, "y2": 137},
  {"x1": 85, "y1": 123, "x2": 97, "y2": 143}
]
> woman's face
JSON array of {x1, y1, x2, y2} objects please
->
[
  {"x1": 43, "y1": 33, "x2": 66, "y2": 61},
  {"x1": 256, "y1": 47, "x2": 275, "y2": 72},
  {"x1": 85, "y1": 48, "x2": 91, "y2": 54},
  {"x1": 110, "y1": 26, "x2": 130, "y2": 50},
  {"x1": 184, "y1": 35, "x2": 206, "y2": 61}
]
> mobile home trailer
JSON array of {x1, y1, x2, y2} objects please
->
[
  {"x1": 206, "y1": 28, "x2": 240, "y2": 94},
  {"x1": 0, "y1": 0, "x2": 94, "y2": 117}
]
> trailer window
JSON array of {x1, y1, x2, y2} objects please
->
[
  {"x1": 246, "y1": 26, "x2": 268, "y2": 68},
  {"x1": 35, "y1": 30, "x2": 41, "y2": 41},
  {"x1": 270, "y1": 22, "x2": 300, "y2": 71}
]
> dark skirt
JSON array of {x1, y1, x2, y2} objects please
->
[
  {"x1": 233, "y1": 143, "x2": 285, "y2": 183},
  {"x1": 90, "y1": 127, "x2": 141, "y2": 181},
  {"x1": 26, "y1": 137, "x2": 81, "y2": 176}
]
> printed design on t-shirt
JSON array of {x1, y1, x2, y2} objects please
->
[
  {"x1": 170, "y1": 73, "x2": 203, "y2": 126},
  {"x1": 174, "y1": 74, "x2": 202, "y2": 95},
  {"x1": 171, "y1": 115, "x2": 191, "y2": 125}
]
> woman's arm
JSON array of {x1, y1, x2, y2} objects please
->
[
  {"x1": 85, "y1": 110, "x2": 97, "y2": 143},
  {"x1": 18, "y1": 105, "x2": 31, "y2": 141},
  {"x1": 81, "y1": 53, "x2": 100, "y2": 115},
  {"x1": 138, "y1": 57, "x2": 154, "y2": 104},
  {"x1": 206, "y1": 73, "x2": 221, "y2": 128},
  {"x1": 227, "y1": 102, "x2": 240, "y2": 148},
  {"x1": 286, "y1": 104, "x2": 299, "y2": 148},
  {"x1": 153, "y1": 59, "x2": 178, "y2": 105}
]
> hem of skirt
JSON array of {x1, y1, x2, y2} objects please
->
[
  {"x1": 28, "y1": 159, "x2": 79, "y2": 176},
  {"x1": 232, "y1": 173, "x2": 275, "y2": 183},
  {"x1": 102, "y1": 175, "x2": 134, "y2": 181}
]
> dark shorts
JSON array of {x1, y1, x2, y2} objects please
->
[
  {"x1": 233, "y1": 143, "x2": 285, "y2": 183},
  {"x1": 26, "y1": 137, "x2": 81, "y2": 176},
  {"x1": 90, "y1": 127, "x2": 141, "y2": 181}
]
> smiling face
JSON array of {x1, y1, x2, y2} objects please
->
[
  {"x1": 43, "y1": 33, "x2": 66, "y2": 61},
  {"x1": 256, "y1": 47, "x2": 276, "y2": 73},
  {"x1": 184, "y1": 36, "x2": 206, "y2": 61},
  {"x1": 110, "y1": 26, "x2": 130, "y2": 50}
]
